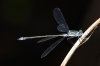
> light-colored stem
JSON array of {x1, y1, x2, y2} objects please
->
[{"x1": 60, "y1": 18, "x2": 100, "y2": 66}]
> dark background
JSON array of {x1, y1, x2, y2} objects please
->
[{"x1": 0, "y1": 0, "x2": 100, "y2": 66}]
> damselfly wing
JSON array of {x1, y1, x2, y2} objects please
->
[{"x1": 39, "y1": 8, "x2": 70, "y2": 58}]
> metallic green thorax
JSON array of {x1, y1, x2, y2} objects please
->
[{"x1": 69, "y1": 30, "x2": 77, "y2": 35}]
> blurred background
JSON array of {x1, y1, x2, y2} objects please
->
[{"x1": 0, "y1": 0, "x2": 100, "y2": 66}]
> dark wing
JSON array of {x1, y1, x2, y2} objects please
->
[
  {"x1": 37, "y1": 8, "x2": 67, "y2": 43},
  {"x1": 57, "y1": 24, "x2": 68, "y2": 32},
  {"x1": 37, "y1": 36, "x2": 58, "y2": 43},
  {"x1": 41, "y1": 37, "x2": 65, "y2": 58},
  {"x1": 53, "y1": 8, "x2": 69, "y2": 33}
]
